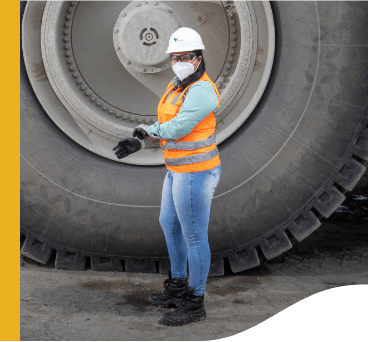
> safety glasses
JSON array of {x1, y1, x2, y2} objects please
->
[{"x1": 170, "y1": 54, "x2": 197, "y2": 63}]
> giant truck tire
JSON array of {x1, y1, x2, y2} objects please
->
[{"x1": 21, "y1": 1, "x2": 368, "y2": 275}]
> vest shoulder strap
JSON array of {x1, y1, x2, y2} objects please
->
[{"x1": 166, "y1": 80, "x2": 173, "y2": 91}]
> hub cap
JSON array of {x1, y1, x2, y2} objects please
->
[{"x1": 113, "y1": 2, "x2": 182, "y2": 74}]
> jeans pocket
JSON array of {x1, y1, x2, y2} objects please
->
[{"x1": 206, "y1": 165, "x2": 221, "y2": 178}]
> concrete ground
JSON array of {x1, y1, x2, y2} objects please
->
[{"x1": 21, "y1": 188, "x2": 368, "y2": 341}]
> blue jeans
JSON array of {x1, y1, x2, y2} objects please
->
[{"x1": 159, "y1": 164, "x2": 221, "y2": 296}]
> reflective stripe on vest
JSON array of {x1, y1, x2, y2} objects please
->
[
  {"x1": 163, "y1": 132, "x2": 216, "y2": 151},
  {"x1": 170, "y1": 92, "x2": 181, "y2": 105},
  {"x1": 165, "y1": 147, "x2": 219, "y2": 166},
  {"x1": 167, "y1": 89, "x2": 175, "y2": 100}
]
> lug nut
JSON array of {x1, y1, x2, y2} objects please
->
[
  {"x1": 169, "y1": 9, "x2": 173, "y2": 13},
  {"x1": 196, "y1": 13, "x2": 205, "y2": 22},
  {"x1": 115, "y1": 29, "x2": 119, "y2": 33}
]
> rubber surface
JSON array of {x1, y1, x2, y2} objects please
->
[{"x1": 20, "y1": 1, "x2": 368, "y2": 275}]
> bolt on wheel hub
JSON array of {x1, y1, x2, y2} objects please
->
[{"x1": 113, "y1": 2, "x2": 182, "y2": 74}]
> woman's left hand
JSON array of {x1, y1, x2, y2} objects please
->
[{"x1": 112, "y1": 138, "x2": 142, "y2": 159}]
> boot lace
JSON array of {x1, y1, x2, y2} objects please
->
[{"x1": 163, "y1": 279, "x2": 171, "y2": 289}]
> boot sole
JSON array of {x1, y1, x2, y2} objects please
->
[
  {"x1": 148, "y1": 297, "x2": 182, "y2": 308},
  {"x1": 159, "y1": 311, "x2": 207, "y2": 326}
]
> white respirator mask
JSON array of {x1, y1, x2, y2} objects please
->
[{"x1": 172, "y1": 60, "x2": 201, "y2": 81}]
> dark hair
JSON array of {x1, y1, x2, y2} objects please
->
[{"x1": 176, "y1": 50, "x2": 206, "y2": 91}]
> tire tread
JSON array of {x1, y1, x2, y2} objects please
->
[{"x1": 21, "y1": 234, "x2": 53, "y2": 265}]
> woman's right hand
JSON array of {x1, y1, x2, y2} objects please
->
[{"x1": 133, "y1": 124, "x2": 150, "y2": 140}]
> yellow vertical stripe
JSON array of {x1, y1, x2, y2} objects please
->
[{"x1": 1, "y1": 0, "x2": 20, "y2": 340}]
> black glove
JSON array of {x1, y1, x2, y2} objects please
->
[
  {"x1": 112, "y1": 138, "x2": 142, "y2": 159},
  {"x1": 133, "y1": 124, "x2": 149, "y2": 140}
]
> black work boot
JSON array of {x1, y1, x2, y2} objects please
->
[
  {"x1": 159, "y1": 285, "x2": 206, "y2": 326},
  {"x1": 149, "y1": 273, "x2": 188, "y2": 308}
]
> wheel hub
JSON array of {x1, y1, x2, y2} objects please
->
[{"x1": 113, "y1": 2, "x2": 181, "y2": 74}]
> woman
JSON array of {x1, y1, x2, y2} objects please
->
[{"x1": 113, "y1": 27, "x2": 221, "y2": 326}]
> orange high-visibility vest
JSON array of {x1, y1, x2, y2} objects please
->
[{"x1": 157, "y1": 72, "x2": 221, "y2": 173}]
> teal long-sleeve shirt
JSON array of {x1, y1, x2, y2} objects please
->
[{"x1": 146, "y1": 76, "x2": 218, "y2": 140}]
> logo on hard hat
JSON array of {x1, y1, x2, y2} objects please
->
[{"x1": 173, "y1": 38, "x2": 183, "y2": 42}]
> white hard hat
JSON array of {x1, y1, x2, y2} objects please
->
[{"x1": 166, "y1": 27, "x2": 205, "y2": 54}]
